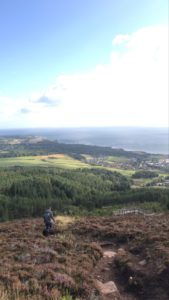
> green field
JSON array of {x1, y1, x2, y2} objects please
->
[
  {"x1": 0, "y1": 154, "x2": 90, "y2": 169},
  {"x1": 107, "y1": 167, "x2": 135, "y2": 176},
  {"x1": 0, "y1": 154, "x2": 167, "y2": 186},
  {"x1": 0, "y1": 154, "x2": 137, "y2": 181},
  {"x1": 107, "y1": 155, "x2": 130, "y2": 162}
]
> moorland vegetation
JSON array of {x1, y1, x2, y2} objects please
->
[
  {"x1": 0, "y1": 136, "x2": 169, "y2": 299},
  {"x1": 1, "y1": 214, "x2": 169, "y2": 299}
]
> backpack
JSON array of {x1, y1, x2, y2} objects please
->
[
  {"x1": 42, "y1": 227, "x2": 54, "y2": 237},
  {"x1": 44, "y1": 210, "x2": 52, "y2": 223}
]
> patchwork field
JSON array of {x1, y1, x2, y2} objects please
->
[
  {"x1": 0, "y1": 154, "x2": 89, "y2": 169},
  {"x1": 0, "y1": 154, "x2": 168, "y2": 192}
]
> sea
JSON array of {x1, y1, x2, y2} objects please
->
[{"x1": 0, "y1": 127, "x2": 168, "y2": 155}]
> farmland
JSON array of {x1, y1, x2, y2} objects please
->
[
  {"x1": 0, "y1": 154, "x2": 89, "y2": 169},
  {"x1": 0, "y1": 135, "x2": 169, "y2": 222},
  {"x1": 0, "y1": 135, "x2": 169, "y2": 299}
]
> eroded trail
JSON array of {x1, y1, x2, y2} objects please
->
[
  {"x1": 91, "y1": 244, "x2": 137, "y2": 300},
  {"x1": 1, "y1": 214, "x2": 169, "y2": 299},
  {"x1": 73, "y1": 214, "x2": 169, "y2": 300}
]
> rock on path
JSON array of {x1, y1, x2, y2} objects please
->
[
  {"x1": 91, "y1": 249, "x2": 137, "y2": 300},
  {"x1": 95, "y1": 279, "x2": 121, "y2": 300},
  {"x1": 103, "y1": 250, "x2": 117, "y2": 258},
  {"x1": 91, "y1": 250, "x2": 121, "y2": 300}
]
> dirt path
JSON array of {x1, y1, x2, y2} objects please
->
[{"x1": 90, "y1": 243, "x2": 137, "y2": 300}]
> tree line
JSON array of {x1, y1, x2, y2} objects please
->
[
  {"x1": 0, "y1": 166, "x2": 169, "y2": 221},
  {"x1": 0, "y1": 166, "x2": 129, "y2": 220},
  {"x1": 0, "y1": 139, "x2": 150, "y2": 160}
]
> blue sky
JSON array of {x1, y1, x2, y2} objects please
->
[{"x1": 0, "y1": 0, "x2": 168, "y2": 128}]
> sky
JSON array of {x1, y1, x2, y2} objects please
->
[{"x1": 0, "y1": 0, "x2": 168, "y2": 128}]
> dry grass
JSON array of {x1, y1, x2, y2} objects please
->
[
  {"x1": 72, "y1": 213, "x2": 169, "y2": 299},
  {"x1": 55, "y1": 216, "x2": 76, "y2": 229},
  {"x1": 1, "y1": 214, "x2": 169, "y2": 299},
  {"x1": 0, "y1": 287, "x2": 8, "y2": 300},
  {"x1": 0, "y1": 218, "x2": 102, "y2": 300},
  {"x1": 0, "y1": 286, "x2": 74, "y2": 300}
]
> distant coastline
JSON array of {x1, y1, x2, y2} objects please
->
[{"x1": 0, "y1": 127, "x2": 168, "y2": 155}]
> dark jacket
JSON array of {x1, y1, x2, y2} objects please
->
[{"x1": 44, "y1": 209, "x2": 54, "y2": 224}]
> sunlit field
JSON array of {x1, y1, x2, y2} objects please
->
[{"x1": 0, "y1": 154, "x2": 90, "y2": 169}]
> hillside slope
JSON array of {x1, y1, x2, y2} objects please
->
[{"x1": 0, "y1": 214, "x2": 169, "y2": 299}]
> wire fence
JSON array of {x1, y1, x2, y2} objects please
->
[{"x1": 113, "y1": 208, "x2": 154, "y2": 216}]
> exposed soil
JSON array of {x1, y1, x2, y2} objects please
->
[
  {"x1": 91, "y1": 245, "x2": 137, "y2": 300},
  {"x1": 0, "y1": 213, "x2": 169, "y2": 299},
  {"x1": 72, "y1": 213, "x2": 169, "y2": 300}
]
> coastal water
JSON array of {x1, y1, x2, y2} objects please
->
[{"x1": 0, "y1": 127, "x2": 168, "y2": 155}]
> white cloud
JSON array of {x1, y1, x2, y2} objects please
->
[
  {"x1": 0, "y1": 24, "x2": 168, "y2": 128},
  {"x1": 0, "y1": 97, "x2": 32, "y2": 128},
  {"x1": 112, "y1": 34, "x2": 130, "y2": 45}
]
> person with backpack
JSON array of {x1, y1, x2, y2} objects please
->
[{"x1": 43, "y1": 207, "x2": 55, "y2": 232}]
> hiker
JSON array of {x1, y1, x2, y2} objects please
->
[{"x1": 43, "y1": 207, "x2": 55, "y2": 231}]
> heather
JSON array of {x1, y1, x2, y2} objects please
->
[{"x1": 1, "y1": 214, "x2": 169, "y2": 299}]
